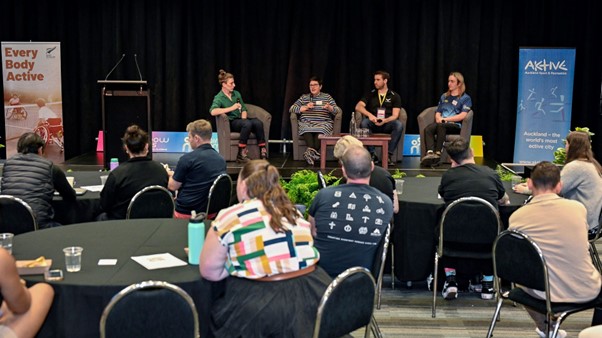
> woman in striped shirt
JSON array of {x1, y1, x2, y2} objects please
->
[{"x1": 290, "y1": 76, "x2": 342, "y2": 165}]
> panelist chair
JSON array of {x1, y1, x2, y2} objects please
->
[
  {"x1": 100, "y1": 280, "x2": 199, "y2": 338},
  {"x1": 313, "y1": 267, "x2": 376, "y2": 338},
  {"x1": 0, "y1": 195, "x2": 38, "y2": 234},
  {"x1": 216, "y1": 103, "x2": 272, "y2": 161},
  {"x1": 417, "y1": 106, "x2": 474, "y2": 163},
  {"x1": 432, "y1": 196, "x2": 502, "y2": 318},
  {"x1": 290, "y1": 109, "x2": 342, "y2": 161},
  {"x1": 205, "y1": 173, "x2": 233, "y2": 220},
  {"x1": 487, "y1": 230, "x2": 602, "y2": 338},
  {"x1": 126, "y1": 185, "x2": 175, "y2": 219},
  {"x1": 354, "y1": 108, "x2": 408, "y2": 163}
]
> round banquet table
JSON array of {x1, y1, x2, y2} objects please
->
[
  {"x1": 392, "y1": 177, "x2": 528, "y2": 282},
  {"x1": 13, "y1": 218, "x2": 224, "y2": 338}
]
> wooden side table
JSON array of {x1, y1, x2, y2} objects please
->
[{"x1": 319, "y1": 134, "x2": 392, "y2": 169}]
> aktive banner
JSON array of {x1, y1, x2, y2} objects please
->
[
  {"x1": 2, "y1": 41, "x2": 64, "y2": 162},
  {"x1": 513, "y1": 48, "x2": 575, "y2": 164}
]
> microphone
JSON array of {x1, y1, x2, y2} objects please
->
[
  {"x1": 134, "y1": 54, "x2": 143, "y2": 81},
  {"x1": 236, "y1": 98, "x2": 241, "y2": 113},
  {"x1": 104, "y1": 54, "x2": 125, "y2": 81}
]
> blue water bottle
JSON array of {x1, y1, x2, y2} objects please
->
[{"x1": 187, "y1": 211, "x2": 206, "y2": 265}]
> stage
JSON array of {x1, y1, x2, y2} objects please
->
[{"x1": 55, "y1": 148, "x2": 496, "y2": 179}]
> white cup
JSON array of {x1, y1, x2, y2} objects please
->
[
  {"x1": 66, "y1": 176, "x2": 75, "y2": 187},
  {"x1": 511, "y1": 176, "x2": 522, "y2": 189},
  {"x1": 100, "y1": 175, "x2": 108, "y2": 185},
  {"x1": 0, "y1": 233, "x2": 14, "y2": 254},
  {"x1": 395, "y1": 179, "x2": 405, "y2": 196},
  {"x1": 63, "y1": 246, "x2": 83, "y2": 272}
]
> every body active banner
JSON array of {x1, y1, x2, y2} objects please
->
[
  {"x1": 2, "y1": 41, "x2": 64, "y2": 162},
  {"x1": 513, "y1": 48, "x2": 576, "y2": 164}
]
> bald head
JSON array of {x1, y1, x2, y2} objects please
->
[{"x1": 341, "y1": 145, "x2": 373, "y2": 180}]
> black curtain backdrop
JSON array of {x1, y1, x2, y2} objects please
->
[{"x1": 1, "y1": 0, "x2": 601, "y2": 162}]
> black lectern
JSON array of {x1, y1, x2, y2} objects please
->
[{"x1": 97, "y1": 80, "x2": 151, "y2": 169}]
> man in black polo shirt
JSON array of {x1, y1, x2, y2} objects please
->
[
  {"x1": 168, "y1": 119, "x2": 227, "y2": 218},
  {"x1": 355, "y1": 70, "x2": 404, "y2": 166}
]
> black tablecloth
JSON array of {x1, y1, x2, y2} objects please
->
[
  {"x1": 52, "y1": 171, "x2": 104, "y2": 225},
  {"x1": 392, "y1": 177, "x2": 526, "y2": 282},
  {"x1": 13, "y1": 218, "x2": 224, "y2": 338}
]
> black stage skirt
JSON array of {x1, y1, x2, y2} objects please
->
[{"x1": 211, "y1": 266, "x2": 332, "y2": 338}]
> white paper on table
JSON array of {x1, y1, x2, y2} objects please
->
[
  {"x1": 81, "y1": 185, "x2": 104, "y2": 192},
  {"x1": 131, "y1": 253, "x2": 187, "y2": 270}
]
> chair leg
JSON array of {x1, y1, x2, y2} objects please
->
[
  {"x1": 391, "y1": 243, "x2": 395, "y2": 290},
  {"x1": 486, "y1": 298, "x2": 504, "y2": 338},
  {"x1": 590, "y1": 244, "x2": 602, "y2": 273},
  {"x1": 432, "y1": 253, "x2": 439, "y2": 318},
  {"x1": 370, "y1": 315, "x2": 383, "y2": 338},
  {"x1": 376, "y1": 272, "x2": 383, "y2": 310}
]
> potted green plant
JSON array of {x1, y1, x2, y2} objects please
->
[{"x1": 281, "y1": 170, "x2": 340, "y2": 212}]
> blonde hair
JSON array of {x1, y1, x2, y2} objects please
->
[
  {"x1": 218, "y1": 69, "x2": 233, "y2": 85},
  {"x1": 334, "y1": 135, "x2": 363, "y2": 159},
  {"x1": 446, "y1": 72, "x2": 466, "y2": 97}
]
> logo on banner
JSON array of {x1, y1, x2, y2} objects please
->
[
  {"x1": 524, "y1": 59, "x2": 568, "y2": 75},
  {"x1": 46, "y1": 47, "x2": 57, "y2": 59}
]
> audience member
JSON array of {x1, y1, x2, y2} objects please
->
[
  {"x1": 437, "y1": 138, "x2": 509, "y2": 300},
  {"x1": 559, "y1": 131, "x2": 602, "y2": 233},
  {"x1": 0, "y1": 248, "x2": 54, "y2": 338},
  {"x1": 421, "y1": 72, "x2": 473, "y2": 166},
  {"x1": 509, "y1": 161, "x2": 601, "y2": 338},
  {"x1": 200, "y1": 160, "x2": 329, "y2": 337},
  {"x1": 98, "y1": 125, "x2": 169, "y2": 220},
  {"x1": 210, "y1": 69, "x2": 267, "y2": 163},
  {"x1": 289, "y1": 76, "x2": 342, "y2": 165},
  {"x1": 309, "y1": 145, "x2": 393, "y2": 277},
  {"x1": 333, "y1": 135, "x2": 399, "y2": 214},
  {"x1": 168, "y1": 119, "x2": 226, "y2": 219},
  {"x1": 355, "y1": 70, "x2": 404, "y2": 166},
  {"x1": 0, "y1": 132, "x2": 75, "y2": 230}
]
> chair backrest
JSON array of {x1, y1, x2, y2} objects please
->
[
  {"x1": 99, "y1": 280, "x2": 199, "y2": 338},
  {"x1": 126, "y1": 185, "x2": 174, "y2": 219},
  {"x1": 313, "y1": 267, "x2": 376, "y2": 338},
  {"x1": 0, "y1": 195, "x2": 38, "y2": 234},
  {"x1": 438, "y1": 196, "x2": 502, "y2": 256},
  {"x1": 493, "y1": 230, "x2": 550, "y2": 305},
  {"x1": 205, "y1": 173, "x2": 232, "y2": 220},
  {"x1": 370, "y1": 223, "x2": 392, "y2": 284},
  {"x1": 317, "y1": 171, "x2": 327, "y2": 189}
]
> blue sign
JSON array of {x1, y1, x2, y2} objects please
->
[
  {"x1": 513, "y1": 48, "x2": 576, "y2": 163},
  {"x1": 151, "y1": 132, "x2": 219, "y2": 153},
  {"x1": 403, "y1": 134, "x2": 421, "y2": 156}
]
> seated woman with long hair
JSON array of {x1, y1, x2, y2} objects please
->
[
  {"x1": 561, "y1": 131, "x2": 602, "y2": 233},
  {"x1": 200, "y1": 160, "x2": 331, "y2": 337}
]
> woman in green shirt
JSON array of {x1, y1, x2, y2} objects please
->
[{"x1": 209, "y1": 69, "x2": 267, "y2": 163}]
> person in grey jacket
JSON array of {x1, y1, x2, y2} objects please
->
[{"x1": 0, "y1": 132, "x2": 75, "y2": 230}]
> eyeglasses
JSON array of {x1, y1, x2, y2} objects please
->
[{"x1": 309, "y1": 84, "x2": 320, "y2": 87}]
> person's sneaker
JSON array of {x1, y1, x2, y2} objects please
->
[
  {"x1": 481, "y1": 280, "x2": 494, "y2": 300},
  {"x1": 260, "y1": 147, "x2": 268, "y2": 160},
  {"x1": 303, "y1": 150, "x2": 314, "y2": 166},
  {"x1": 308, "y1": 147, "x2": 321, "y2": 161},
  {"x1": 442, "y1": 278, "x2": 458, "y2": 300},
  {"x1": 236, "y1": 149, "x2": 250, "y2": 164},
  {"x1": 387, "y1": 155, "x2": 395, "y2": 167},
  {"x1": 370, "y1": 153, "x2": 380, "y2": 164},
  {"x1": 535, "y1": 327, "x2": 567, "y2": 338}
]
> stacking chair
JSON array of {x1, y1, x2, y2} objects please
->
[
  {"x1": 100, "y1": 280, "x2": 199, "y2": 338},
  {"x1": 588, "y1": 210, "x2": 602, "y2": 272},
  {"x1": 432, "y1": 196, "x2": 502, "y2": 318},
  {"x1": 313, "y1": 267, "x2": 376, "y2": 338},
  {"x1": 0, "y1": 195, "x2": 38, "y2": 234},
  {"x1": 317, "y1": 170, "x2": 327, "y2": 189},
  {"x1": 369, "y1": 223, "x2": 392, "y2": 338},
  {"x1": 205, "y1": 173, "x2": 232, "y2": 220},
  {"x1": 126, "y1": 186, "x2": 174, "y2": 219},
  {"x1": 487, "y1": 230, "x2": 602, "y2": 338}
]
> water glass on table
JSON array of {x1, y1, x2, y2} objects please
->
[
  {"x1": 0, "y1": 233, "x2": 14, "y2": 254},
  {"x1": 395, "y1": 179, "x2": 405, "y2": 196},
  {"x1": 63, "y1": 246, "x2": 84, "y2": 272}
]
